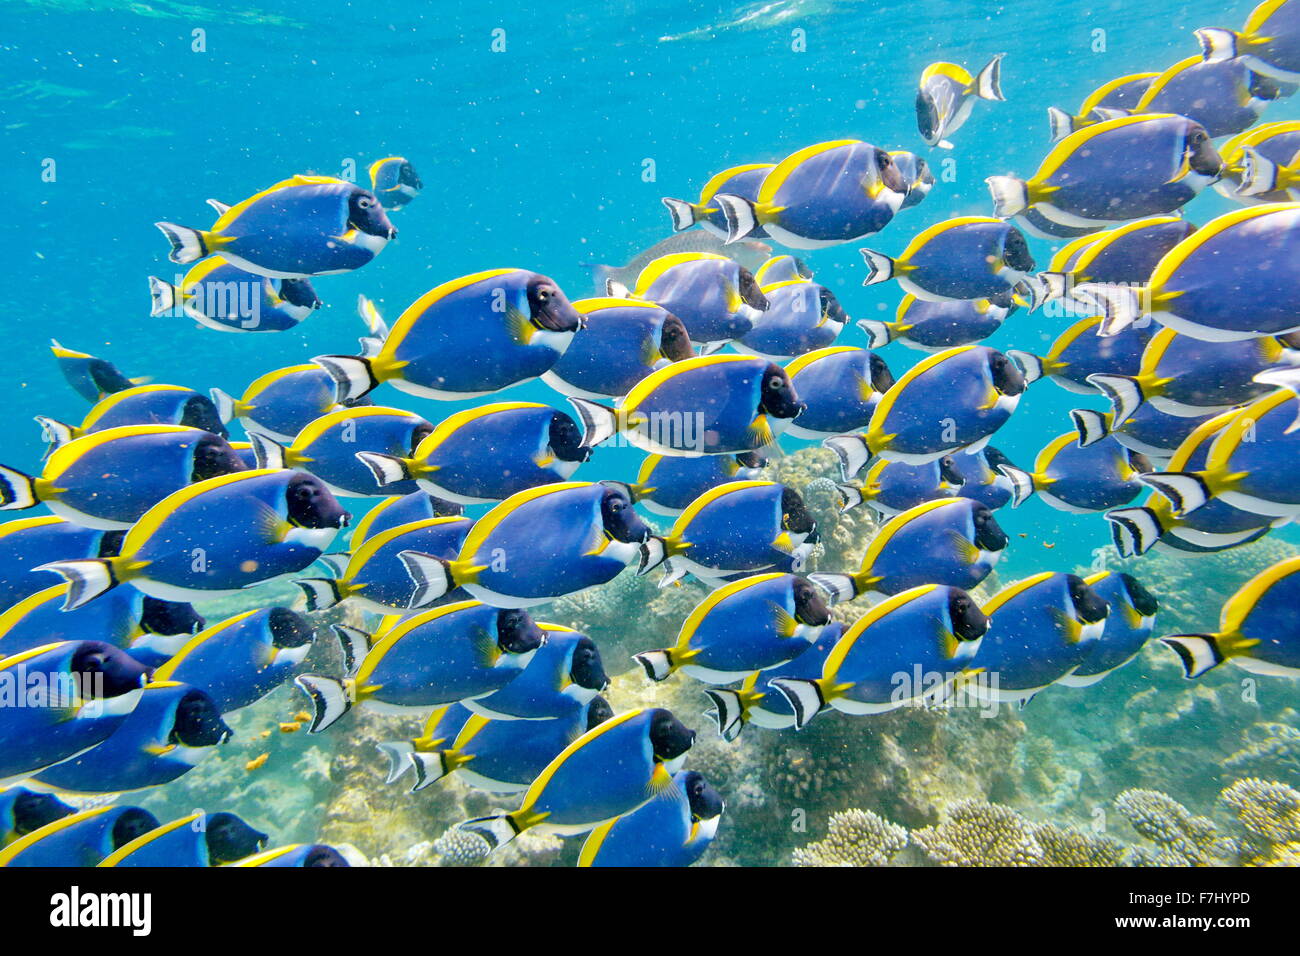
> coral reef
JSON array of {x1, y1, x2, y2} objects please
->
[
  {"x1": 1220, "y1": 778, "x2": 1300, "y2": 866},
  {"x1": 790, "y1": 809, "x2": 907, "y2": 866},
  {"x1": 1113, "y1": 788, "x2": 1237, "y2": 866},
  {"x1": 910, "y1": 799, "x2": 1044, "y2": 866}
]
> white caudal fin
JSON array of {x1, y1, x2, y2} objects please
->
[
  {"x1": 1035, "y1": 272, "x2": 1070, "y2": 304},
  {"x1": 985, "y1": 175, "x2": 1029, "y2": 218},
  {"x1": 856, "y1": 318, "x2": 894, "y2": 349},
  {"x1": 356, "y1": 294, "x2": 389, "y2": 340},
  {"x1": 313, "y1": 354, "x2": 379, "y2": 403},
  {"x1": 835, "y1": 483, "x2": 866, "y2": 514},
  {"x1": 355, "y1": 452, "x2": 411, "y2": 489},
  {"x1": 1046, "y1": 106, "x2": 1077, "y2": 143},
  {"x1": 567, "y1": 397, "x2": 619, "y2": 450},
  {"x1": 1070, "y1": 408, "x2": 1110, "y2": 447},
  {"x1": 1091, "y1": 107, "x2": 1130, "y2": 122},
  {"x1": 808, "y1": 572, "x2": 858, "y2": 606},
  {"x1": 147, "y1": 276, "x2": 176, "y2": 317},
  {"x1": 661, "y1": 197, "x2": 698, "y2": 232},
  {"x1": 714, "y1": 193, "x2": 759, "y2": 244},
  {"x1": 768, "y1": 678, "x2": 825, "y2": 731},
  {"x1": 1254, "y1": 368, "x2": 1300, "y2": 433},
  {"x1": 208, "y1": 388, "x2": 237, "y2": 424},
  {"x1": 973, "y1": 53, "x2": 1005, "y2": 101},
  {"x1": 859, "y1": 248, "x2": 897, "y2": 286},
  {"x1": 396, "y1": 550, "x2": 453, "y2": 608},
  {"x1": 205, "y1": 198, "x2": 232, "y2": 216},
  {"x1": 35, "y1": 416, "x2": 74, "y2": 451},
  {"x1": 357, "y1": 336, "x2": 384, "y2": 358},
  {"x1": 154, "y1": 222, "x2": 206, "y2": 264},
  {"x1": 657, "y1": 559, "x2": 687, "y2": 588},
  {"x1": 36, "y1": 559, "x2": 118, "y2": 609},
  {"x1": 1238, "y1": 146, "x2": 1279, "y2": 197},
  {"x1": 1076, "y1": 283, "x2": 1144, "y2": 336},
  {"x1": 1006, "y1": 349, "x2": 1044, "y2": 384},
  {"x1": 997, "y1": 464, "x2": 1036, "y2": 508},
  {"x1": 633, "y1": 649, "x2": 673, "y2": 682},
  {"x1": 332, "y1": 624, "x2": 371, "y2": 678},
  {"x1": 1195, "y1": 27, "x2": 1238, "y2": 63},
  {"x1": 457, "y1": 816, "x2": 518, "y2": 852},
  {"x1": 1104, "y1": 506, "x2": 1164, "y2": 557},
  {"x1": 1160, "y1": 634, "x2": 1225, "y2": 678},
  {"x1": 0, "y1": 464, "x2": 38, "y2": 510},
  {"x1": 605, "y1": 278, "x2": 631, "y2": 298},
  {"x1": 375, "y1": 741, "x2": 414, "y2": 784},
  {"x1": 247, "y1": 432, "x2": 287, "y2": 470},
  {"x1": 1137, "y1": 472, "x2": 1211, "y2": 516},
  {"x1": 408, "y1": 752, "x2": 453, "y2": 792},
  {"x1": 293, "y1": 674, "x2": 352, "y2": 733},
  {"x1": 639, "y1": 537, "x2": 670, "y2": 576},
  {"x1": 702, "y1": 689, "x2": 748, "y2": 741},
  {"x1": 295, "y1": 578, "x2": 344, "y2": 612},
  {"x1": 822, "y1": 434, "x2": 872, "y2": 480},
  {"x1": 1086, "y1": 374, "x2": 1145, "y2": 425}
]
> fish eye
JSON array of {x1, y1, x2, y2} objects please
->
[
  {"x1": 358, "y1": 197, "x2": 374, "y2": 209},
  {"x1": 767, "y1": 375, "x2": 785, "y2": 390}
]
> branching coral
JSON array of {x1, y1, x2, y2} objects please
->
[
  {"x1": 1220, "y1": 778, "x2": 1300, "y2": 866},
  {"x1": 1222, "y1": 722, "x2": 1300, "y2": 786},
  {"x1": 1113, "y1": 788, "x2": 1237, "y2": 865},
  {"x1": 910, "y1": 799, "x2": 1044, "y2": 866},
  {"x1": 431, "y1": 827, "x2": 490, "y2": 866},
  {"x1": 791, "y1": 809, "x2": 908, "y2": 866},
  {"x1": 1030, "y1": 822, "x2": 1127, "y2": 867}
]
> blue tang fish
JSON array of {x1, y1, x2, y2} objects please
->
[
  {"x1": 1198, "y1": 0, "x2": 1300, "y2": 84},
  {"x1": 1046, "y1": 71, "x2": 1159, "y2": 141},
  {"x1": 859, "y1": 292, "x2": 1017, "y2": 352},
  {"x1": 783, "y1": 346, "x2": 893, "y2": 440},
  {"x1": 155, "y1": 175, "x2": 395, "y2": 278},
  {"x1": 231, "y1": 843, "x2": 351, "y2": 867},
  {"x1": 468, "y1": 625, "x2": 609, "y2": 720},
  {"x1": 348, "y1": 490, "x2": 463, "y2": 547},
  {"x1": 0, "y1": 516, "x2": 121, "y2": 609},
  {"x1": 838, "y1": 454, "x2": 965, "y2": 517},
  {"x1": 1008, "y1": 314, "x2": 1154, "y2": 396},
  {"x1": 49, "y1": 340, "x2": 144, "y2": 404},
  {"x1": 0, "y1": 583, "x2": 202, "y2": 660},
  {"x1": 861, "y1": 217, "x2": 1040, "y2": 304},
  {"x1": 1070, "y1": 404, "x2": 1218, "y2": 465},
  {"x1": 0, "y1": 424, "x2": 247, "y2": 529},
  {"x1": 541, "y1": 298, "x2": 694, "y2": 399},
  {"x1": 810, "y1": 498, "x2": 1007, "y2": 604},
  {"x1": 148, "y1": 257, "x2": 321, "y2": 333},
  {"x1": 607, "y1": 252, "x2": 768, "y2": 347},
  {"x1": 294, "y1": 604, "x2": 545, "y2": 732},
  {"x1": 733, "y1": 278, "x2": 848, "y2": 359},
  {"x1": 1046, "y1": 216, "x2": 1197, "y2": 285},
  {"x1": 37, "y1": 383, "x2": 229, "y2": 451},
  {"x1": 314, "y1": 268, "x2": 583, "y2": 402},
  {"x1": 368, "y1": 155, "x2": 422, "y2": 209},
  {"x1": 771, "y1": 584, "x2": 987, "y2": 728},
  {"x1": 916, "y1": 55, "x2": 1005, "y2": 148},
  {"x1": 0, "y1": 804, "x2": 158, "y2": 867},
  {"x1": 999, "y1": 430, "x2": 1148, "y2": 513},
  {"x1": 152, "y1": 607, "x2": 316, "y2": 713},
  {"x1": 634, "y1": 451, "x2": 767, "y2": 517},
  {"x1": 578, "y1": 770, "x2": 724, "y2": 868},
  {"x1": 0, "y1": 787, "x2": 73, "y2": 846},
  {"x1": 459, "y1": 706, "x2": 696, "y2": 848},
  {"x1": 210, "y1": 364, "x2": 351, "y2": 443},
  {"x1": 950, "y1": 446, "x2": 1017, "y2": 511},
  {"x1": 635, "y1": 572, "x2": 830, "y2": 684},
  {"x1": 99, "y1": 810, "x2": 267, "y2": 867},
  {"x1": 355, "y1": 402, "x2": 591, "y2": 506},
  {"x1": 1118, "y1": 54, "x2": 1290, "y2": 138},
  {"x1": 38, "y1": 469, "x2": 350, "y2": 607},
  {"x1": 1059, "y1": 571, "x2": 1159, "y2": 686}
]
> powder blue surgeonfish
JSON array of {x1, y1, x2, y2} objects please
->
[
  {"x1": 701, "y1": 621, "x2": 844, "y2": 740},
  {"x1": 641, "y1": 481, "x2": 820, "y2": 587},
  {"x1": 949, "y1": 446, "x2": 1017, "y2": 511},
  {"x1": 1222, "y1": 120, "x2": 1300, "y2": 201},
  {"x1": 231, "y1": 843, "x2": 351, "y2": 867},
  {"x1": 148, "y1": 257, "x2": 322, "y2": 333},
  {"x1": 860, "y1": 217, "x2": 1040, "y2": 304},
  {"x1": 33, "y1": 680, "x2": 231, "y2": 794},
  {"x1": 1070, "y1": 404, "x2": 1218, "y2": 465},
  {"x1": 0, "y1": 425, "x2": 247, "y2": 529},
  {"x1": 783, "y1": 347, "x2": 894, "y2": 440},
  {"x1": 998, "y1": 430, "x2": 1149, "y2": 513},
  {"x1": 1114, "y1": 54, "x2": 1293, "y2": 139},
  {"x1": 837, "y1": 454, "x2": 966, "y2": 517},
  {"x1": 396, "y1": 697, "x2": 614, "y2": 794},
  {"x1": 1197, "y1": 0, "x2": 1300, "y2": 84},
  {"x1": 607, "y1": 252, "x2": 768, "y2": 348},
  {"x1": 889, "y1": 151, "x2": 936, "y2": 209},
  {"x1": 355, "y1": 402, "x2": 591, "y2": 506},
  {"x1": 733, "y1": 278, "x2": 849, "y2": 360},
  {"x1": 37, "y1": 384, "x2": 230, "y2": 451},
  {"x1": 578, "y1": 770, "x2": 724, "y2": 868},
  {"x1": 634, "y1": 572, "x2": 831, "y2": 684},
  {"x1": 571, "y1": 354, "x2": 806, "y2": 457},
  {"x1": 634, "y1": 451, "x2": 768, "y2": 517},
  {"x1": 826, "y1": 345, "x2": 1025, "y2": 468},
  {"x1": 314, "y1": 268, "x2": 583, "y2": 402},
  {"x1": 1047, "y1": 216, "x2": 1198, "y2": 285},
  {"x1": 37, "y1": 469, "x2": 350, "y2": 608},
  {"x1": 771, "y1": 584, "x2": 987, "y2": 728},
  {"x1": 0, "y1": 787, "x2": 73, "y2": 846},
  {"x1": 1162, "y1": 554, "x2": 1300, "y2": 679},
  {"x1": 987, "y1": 114, "x2": 1223, "y2": 228},
  {"x1": 48, "y1": 341, "x2": 144, "y2": 404},
  {"x1": 348, "y1": 491, "x2": 463, "y2": 547},
  {"x1": 155, "y1": 175, "x2": 396, "y2": 279},
  {"x1": 713, "y1": 140, "x2": 910, "y2": 248},
  {"x1": 458, "y1": 706, "x2": 696, "y2": 849},
  {"x1": 1045, "y1": 71, "x2": 1159, "y2": 141},
  {"x1": 0, "y1": 804, "x2": 158, "y2": 868},
  {"x1": 397, "y1": 481, "x2": 653, "y2": 609},
  {"x1": 251, "y1": 406, "x2": 433, "y2": 498},
  {"x1": 916, "y1": 56, "x2": 1005, "y2": 148},
  {"x1": 810, "y1": 498, "x2": 1007, "y2": 605},
  {"x1": 1007, "y1": 314, "x2": 1154, "y2": 396},
  {"x1": 468, "y1": 625, "x2": 609, "y2": 720},
  {"x1": 210, "y1": 364, "x2": 353, "y2": 443},
  {"x1": 151, "y1": 607, "x2": 317, "y2": 713},
  {"x1": 0, "y1": 583, "x2": 202, "y2": 660},
  {"x1": 661, "y1": 163, "x2": 775, "y2": 237},
  {"x1": 294, "y1": 604, "x2": 546, "y2": 732},
  {"x1": 1058, "y1": 571, "x2": 1159, "y2": 687},
  {"x1": 753, "y1": 254, "x2": 814, "y2": 286},
  {"x1": 859, "y1": 292, "x2": 1017, "y2": 352},
  {"x1": 99, "y1": 810, "x2": 267, "y2": 867},
  {"x1": 0, "y1": 517, "x2": 122, "y2": 609},
  {"x1": 0, "y1": 640, "x2": 151, "y2": 785},
  {"x1": 541, "y1": 299, "x2": 694, "y2": 399},
  {"x1": 970, "y1": 573, "x2": 1110, "y2": 704},
  {"x1": 368, "y1": 156, "x2": 422, "y2": 209},
  {"x1": 296, "y1": 516, "x2": 473, "y2": 613}
]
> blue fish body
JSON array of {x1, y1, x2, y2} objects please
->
[
  {"x1": 885, "y1": 218, "x2": 1033, "y2": 301},
  {"x1": 735, "y1": 280, "x2": 846, "y2": 359},
  {"x1": 950, "y1": 447, "x2": 1015, "y2": 510},
  {"x1": 224, "y1": 364, "x2": 342, "y2": 442},
  {"x1": 733, "y1": 621, "x2": 843, "y2": 727},
  {"x1": 665, "y1": 482, "x2": 814, "y2": 584},
  {"x1": 627, "y1": 254, "x2": 762, "y2": 345},
  {"x1": 0, "y1": 584, "x2": 144, "y2": 657},
  {"x1": 449, "y1": 707, "x2": 592, "y2": 792},
  {"x1": 350, "y1": 491, "x2": 462, "y2": 546},
  {"x1": 543, "y1": 299, "x2": 687, "y2": 399},
  {"x1": 857, "y1": 457, "x2": 961, "y2": 516},
  {"x1": 469, "y1": 627, "x2": 603, "y2": 720},
  {"x1": 636, "y1": 454, "x2": 764, "y2": 516},
  {"x1": 284, "y1": 407, "x2": 431, "y2": 497},
  {"x1": 72, "y1": 385, "x2": 228, "y2": 440},
  {"x1": 1065, "y1": 571, "x2": 1158, "y2": 684},
  {"x1": 163, "y1": 257, "x2": 319, "y2": 332},
  {"x1": 329, "y1": 517, "x2": 472, "y2": 611},
  {"x1": 0, "y1": 517, "x2": 113, "y2": 609},
  {"x1": 579, "y1": 770, "x2": 718, "y2": 867},
  {"x1": 784, "y1": 347, "x2": 889, "y2": 440},
  {"x1": 873, "y1": 296, "x2": 1012, "y2": 351},
  {"x1": 0, "y1": 805, "x2": 158, "y2": 867}
]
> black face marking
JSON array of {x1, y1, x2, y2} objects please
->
[
  {"x1": 759, "y1": 363, "x2": 804, "y2": 420},
  {"x1": 586, "y1": 695, "x2": 614, "y2": 730},
  {"x1": 285, "y1": 473, "x2": 350, "y2": 529},
  {"x1": 181, "y1": 395, "x2": 229, "y2": 439},
  {"x1": 989, "y1": 350, "x2": 1026, "y2": 396},
  {"x1": 569, "y1": 636, "x2": 608, "y2": 690},
  {"x1": 12, "y1": 790, "x2": 73, "y2": 835},
  {"x1": 658, "y1": 313, "x2": 695, "y2": 362},
  {"x1": 527, "y1": 276, "x2": 583, "y2": 332},
  {"x1": 111, "y1": 808, "x2": 160, "y2": 850},
  {"x1": 869, "y1": 351, "x2": 896, "y2": 392},
  {"x1": 348, "y1": 189, "x2": 397, "y2": 238},
  {"x1": 302, "y1": 845, "x2": 350, "y2": 867},
  {"x1": 496, "y1": 608, "x2": 545, "y2": 654},
  {"x1": 947, "y1": 588, "x2": 988, "y2": 642},
  {"x1": 938, "y1": 455, "x2": 965, "y2": 486},
  {"x1": 279, "y1": 278, "x2": 322, "y2": 310},
  {"x1": 139, "y1": 598, "x2": 205, "y2": 637},
  {"x1": 191, "y1": 433, "x2": 246, "y2": 482},
  {"x1": 792, "y1": 575, "x2": 831, "y2": 626},
  {"x1": 70, "y1": 642, "x2": 151, "y2": 698},
  {"x1": 737, "y1": 268, "x2": 768, "y2": 311},
  {"x1": 1120, "y1": 573, "x2": 1159, "y2": 617},
  {"x1": 204, "y1": 812, "x2": 268, "y2": 864},
  {"x1": 971, "y1": 504, "x2": 1008, "y2": 552},
  {"x1": 170, "y1": 689, "x2": 232, "y2": 747},
  {"x1": 549, "y1": 412, "x2": 589, "y2": 463},
  {"x1": 648, "y1": 708, "x2": 695, "y2": 761},
  {"x1": 1001, "y1": 227, "x2": 1035, "y2": 273},
  {"x1": 267, "y1": 607, "x2": 314, "y2": 648},
  {"x1": 409, "y1": 422, "x2": 434, "y2": 452},
  {"x1": 916, "y1": 90, "x2": 940, "y2": 140},
  {"x1": 682, "y1": 771, "x2": 725, "y2": 821},
  {"x1": 600, "y1": 485, "x2": 650, "y2": 543},
  {"x1": 1066, "y1": 574, "x2": 1109, "y2": 624}
]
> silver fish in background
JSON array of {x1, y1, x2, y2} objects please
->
[{"x1": 586, "y1": 232, "x2": 772, "y2": 294}]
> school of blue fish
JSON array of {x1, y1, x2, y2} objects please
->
[{"x1": 3, "y1": 1, "x2": 1300, "y2": 868}]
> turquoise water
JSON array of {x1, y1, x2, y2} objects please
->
[{"x1": 3, "y1": 0, "x2": 1300, "y2": 867}]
